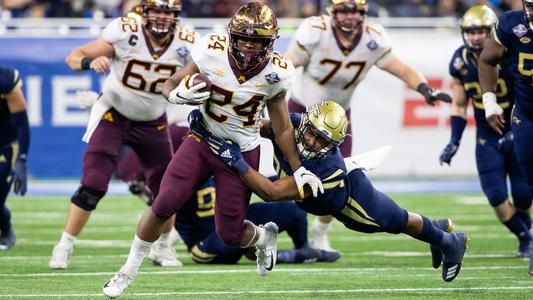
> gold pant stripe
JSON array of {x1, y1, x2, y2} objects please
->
[
  {"x1": 191, "y1": 245, "x2": 216, "y2": 262},
  {"x1": 10, "y1": 141, "x2": 19, "y2": 169},
  {"x1": 347, "y1": 197, "x2": 375, "y2": 221},
  {"x1": 340, "y1": 203, "x2": 379, "y2": 227},
  {"x1": 323, "y1": 179, "x2": 344, "y2": 190},
  {"x1": 323, "y1": 169, "x2": 344, "y2": 182}
]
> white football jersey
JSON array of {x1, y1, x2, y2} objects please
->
[
  {"x1": 289, "y1": 15, "x2": 392, "y2": 109},
  {"x1": 191, "y1": 33, "x2": 294, "y2": 151},
  {"x1": 101, "y1": 14, "x2": 198, "y2": 121}
]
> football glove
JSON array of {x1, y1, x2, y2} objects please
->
[
  {"x1": 168, "y1": 74, "x2": 210, "y2": 105},
  {"x1": 13, "y1": 158, "x2": 27, "y2": 196},
  {"x1": 206, "y1": 136, "x2": 250, "y2": 175},
  {"x1": 417, "y1": 83, "x2": 452, "y2": 106},
  {"x1": 439, "y1": 142, "x2": 459, "y2": 166},
  {"x1": 187, "y1": 109, "x2": 210, "y2": 139},
  {"x1": 293, "y1": 166, "x2": 324, "y2": 199}
]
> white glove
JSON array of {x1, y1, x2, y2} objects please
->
[
  {"x1": 482, "y1": 92, "x2": 503, "y2": 118},
  {"x1": 76, "y1": 90, "x2": 99, "y2": 109},
  {"x1": 293, "y1": 166, "x2": 324, "y2": 199},
  {"x1": 168, "y1": 74, "x2": 211, "y2": 105}
]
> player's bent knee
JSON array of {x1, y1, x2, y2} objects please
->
[
  {"x1": 484, "y1": 187, "x2": 507, "y2": 207},
  {"x1": 71, "y1": 185, "x2": 105, "y2": 211}
]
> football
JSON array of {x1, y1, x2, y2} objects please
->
[{"x1": 187, "y1": 73, "x2": 212, "y2": 94}]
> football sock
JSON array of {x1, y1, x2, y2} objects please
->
[
  {"x1": 503, "y1": 213, "x2": 531, "y2": 242},
  {"x1": 0, "y1": 206, "x2": 12, "y2": 235},
  {"x1": 123, "y1": 235, "x2": 152, "y2": 277},
  {"x1": 58, "y1": 231, "x2": 76, "y2": 248},
  {"x1": 416, "y1": 216, "x2": 445, "y2": 245},
  {"x1": 516, "y1": 210, "x2": 532, "y2": 230},
  {"x1": 254, "y1": 226, "x2": 267, "y2": 248},
  {"x1": 158, "y1": 232, "x2": 170, "y2": 247},
  {"x1": 312, "y1": 218, "x2": 330, "y2": 237}
]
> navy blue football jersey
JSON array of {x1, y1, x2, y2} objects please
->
[
  {"x1": 269, "y1": 113, "x2": 348, "y2": 216},
  {"x1": 449, "y1": 46, "x2": 514, "y2": 137},
  {"x1": 494, "y1": 10, "x2": 533, "y2": 119},
  {"x1": 0, "y1": 66, "x2": 21, "y2": 146}
]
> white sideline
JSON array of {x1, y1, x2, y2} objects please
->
[{"x1": 1, "y1": 286, "x2": 532, "y2": 298}]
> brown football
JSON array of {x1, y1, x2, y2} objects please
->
[{"x1": 187, "y1": 73, "x2": 212, "y2": 93}]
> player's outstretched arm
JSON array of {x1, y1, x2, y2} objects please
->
[
  {"x1": 65, "y1": 38, "x2": 115, "y2": 73},
  {"x1": 379, "y1": 54, "x2": 452, "y2": 106},
  {"x1": 479, "y1": 37, "x2": 506, "y2": 135},
  {"x1": 439, "y1": 79, "x2": 468, "y2": 166}
]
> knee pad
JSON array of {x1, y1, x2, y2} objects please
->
[
  {"x1": 71, "y1": 185, "x2": 105, "y2": 211},
  {"x1": 484, "y1": 187, "x2": 507, "y2": 207}
]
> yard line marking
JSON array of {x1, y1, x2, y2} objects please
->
[
  {"x1": 1, "y1": 286, "x2": 533, "y2": 297},
  {"x1": 0, "y1": 265, "x2": 528, "y2": 277}
]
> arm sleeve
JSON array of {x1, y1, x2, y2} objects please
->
[
  {"x1": 372, "y1": 24, "x2": 394, "y2": 67},
  {"x1": 12, "y1": 111, "x2": 30, "y2": 160}
]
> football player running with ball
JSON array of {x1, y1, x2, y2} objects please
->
[
  {"x1": 103, "y1": 3, "x2": 323, "y2": 298},
  {"x1": 285, "y1": 0, "x2": 453, "y2": 252},
  {"x1": 201, "y1": 101, "x2": 469, "y2": 283},
  {"x1": 440, "y1": 5, "x2": 532, "y2": 258},
  {"x1": 49, "y1": 0, "x2": 197, "y2": 269}
]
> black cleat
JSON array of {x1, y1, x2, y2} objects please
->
[
  {"x1": 0, "y1": 228, "x2": 16, "y2": 251},
  {"x1": 429, "y1": 219, "x2": 455, "y2": 269},
  {"x1": 441, "y1": 232, "x2": 469, "y2": 282}
]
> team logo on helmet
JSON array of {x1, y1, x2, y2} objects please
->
[
  {"x1": 228, "y1": 2, "x2": 279, "y2": 70},
  {"x1": 296, "y1": 101, "x2": 349, "y2": 160},
  {"x1": 141, "y1": 0, "x2": 182, "y2": 38}
]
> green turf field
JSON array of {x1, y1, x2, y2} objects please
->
[{"x1": 0, "y1": 194, "x2": 531, "y2": 299}]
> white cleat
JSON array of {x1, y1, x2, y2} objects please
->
[
  {"x1": 168, "y1": 227, "x2": 182, "y2": 246},
  {"x1": 147, "y1": 242, "x2": 183, "y2": 267},
  {"x1": 48, "y1": 244, "x2": 73, "y2": 269},
  {"x1": 103, "y1": 267, "x2": 134, "y2": 299},
  {"x1": 256, "y1": 222, "x2": 278, "y2": 276}
]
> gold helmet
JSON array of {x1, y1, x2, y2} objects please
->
[
  {"x1": 328, "y1": 0, "x2": 368, "y2": 33},
  {"x1": 459, "y1": 5, "x2": 497, "y2": 52},
  {"x1": 141, "y1": 0, "x2": 182, "y2": 38},
  {"x1": 523, "y1": 0, "x2": 533, "y2": 30},
  {"x1": 228, "y1": 2, "x2": 278, "y2": 69},
  {"x1": 296, "y1": 101, "x2": 349, "y2": 160}
]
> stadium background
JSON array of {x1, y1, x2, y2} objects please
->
[{"x1": 2, "y1": 0, "x2": 520, "y2": 183}]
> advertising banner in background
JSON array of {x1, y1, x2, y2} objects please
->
[{"x1": 0, "y1": 29, "x2": 478, "y2": 179}]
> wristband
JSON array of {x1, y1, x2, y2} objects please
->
[{"x1": 81, "y1": 57, "x2": 93, "y2": 70}]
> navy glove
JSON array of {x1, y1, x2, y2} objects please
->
[
  {"x1": 417, "y1": 83, "x2": 452, "y2": 106},
  {"x1": 439, "y1": 142, "x2": 459, "y2": 166},
  {"x1": 187, "y1": 109, "x2": 210, "y2": 139},
  {"x1": 206, "y1": 136, "x2": 249, "y2": 175},
  {"x1": 13, "y1": 159, "x2": 27, "y2": 196},
  {"x1": 498, "y1": 131, "x2": 514, "y2": 154}
]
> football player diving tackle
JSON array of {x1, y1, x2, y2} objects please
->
[{"x1": 196, "y1": 101, "x2": 469, "y2": 283}]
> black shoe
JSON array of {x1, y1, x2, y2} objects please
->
[
  {"x1": 0, "y1": 228, "x2": 16, "y2": 250},
  {"x1": 430, "y1": 219, "x2": 455, "y2": 269},
  {"x1": 441, "y1": 232, "x2": 469, "y2": 282}
]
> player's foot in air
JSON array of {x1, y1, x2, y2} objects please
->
[
  {"x1": 441, "y1": 232, "x2": 469, "y2": 282},
  {"x1": 127, "y1": 181, "x2": 154, "y2": 206},
  {"x1": 48, "y1": 244, "x2": 73, "y2": 269},
  {"x1": 429, "y1": 219, "x2": 455, "y2": 268},
  {"x1": 147, "y1": 241, "x2": 183, "y2": 267},
  {"x1": 256, "y1": 222, "x2": 278, "y2": 276},
  {"x1": 103, "y1": 267, "x2": 134, "y2": 299},
  {"x1": 0, "y1": 228, "x2": 16, "y2": 250}
]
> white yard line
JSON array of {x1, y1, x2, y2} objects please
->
[
  {"x1": 0, "y1": 265, "x2": 528, "y2": 277},
  {"x1": 1, "y1": 286, "x2": 532, "y2": 298}
]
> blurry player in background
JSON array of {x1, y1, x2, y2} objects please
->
[
  {"x1": 103, "y1": 3, "x2": 324, "y2": 298},
  {"x1": 49, "y1": 0, "x2": 198, "y2": 269},
  {"x1": 203, "y1": 101, "x2": 469, "y2": 283},
  {"x1": 440, "y1": 5, "x2": 532, "y2": 257},
  {"x1": 0, "y1": 66, "x2": 30, "y2": 250},
  {"x1": 285, "y1": 0, "x2": 453, "y2": 252}
]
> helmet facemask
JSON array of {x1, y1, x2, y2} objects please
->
[
  {"x1": 329, "y1": 0, "x2": 367, "y2": 34},
  {"x1": 228, "y1": 2, "x2": 279, "y2": 70},
  {"x1": 142, "y1": 0, "x2": 181, "y2": 39},
  {"x1": 462, "y1": 27, "x2": 491, "y2": 53},
  {"x1": 524, "y1": 0, "x2": 533, "y2": 31},
  {"x1": 459, "y1": 5, "x2": 497, "y2": 53},
  {"x1": 295, "y1": 113, "x2": 342, "y2": 161}
]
